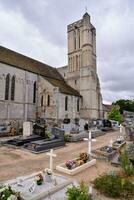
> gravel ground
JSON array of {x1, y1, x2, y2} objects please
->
[{"x1": 0, "y1": 130, "x2": 123, "y2": 199}]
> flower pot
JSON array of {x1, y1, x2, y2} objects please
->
[{"x1": 37, "y1": 180, "x2": 43, "y2": 185}]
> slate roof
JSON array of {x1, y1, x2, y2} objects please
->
[{"x1": 0, "y1": 46, "x2": 80, "y2": 96}]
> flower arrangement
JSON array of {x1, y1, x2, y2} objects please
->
[
  {"x1": 44, "y1": 168, "x2": 52, "y2": 176},
  {"x1": 79, "y1": 152, "x2": 89, "y2": 163},
  {"x1": 0, "y1": 185, "x2": 20, "y2": 200},
  {"x1": 65, "y1": 160, "x2": 75, "y2": 169},
  {"x1": 44, "y1": 168, "x2": 53, "y2": 182},
  {"x1": 35, "y1": 173, "x2": 44, "y2": 185},
  {"x1": 65, "y1": 152, "x2": 89, "y2": 170}
]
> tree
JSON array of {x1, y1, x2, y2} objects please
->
[
  {"x1": 113, "y1": 99, "x2": 134, "y2": 114},
  {"x1": 108, "y1": 105, "x2": 122, "y2": 122}
]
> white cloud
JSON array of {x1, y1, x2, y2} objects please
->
[{"x1": 0, "y1": 5, "x2": 67, "y2": 67}]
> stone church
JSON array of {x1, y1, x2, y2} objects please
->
[{"x1": 0, "y1": 12, "x2": 103, "y2": 125}]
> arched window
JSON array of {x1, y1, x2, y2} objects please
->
[
  {"x1": 78, "y1": 29, "x2": 80, "y2": 48},
  {"x1": 74, "y1": 30, "x2": 76, "y2": 50},
  {"x1": 47, "y1": 95, "x2": 50, "y2": 106},
  {"x1": 76, "y1": 55, "x2": 78, "y2": 69},
  {"x1": 11, "y1": 76, "x2": 15, "y2": 101},
  {"x1": 41, "y1": 95, "x2": 43, "y2": 106},
  {"x1": 65, "y1": 96, "x2": 68, "y2": 111},
  {"x1": 77, "y1": 98, "x2": 80, "y2": 112},
  {"x1": 5, "y1": 74, "x2": 10, "y2": 100},
  {"x1": 33, "y1": 81, "x2": 36, "y2": 103}
]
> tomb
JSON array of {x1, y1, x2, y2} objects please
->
[
  {"x1": 24, "y1": 128, "x2": 65, "y2": 153},
  {"x1": 6, "y1": 121, "x2": 42, "y2": 146},
  {"x1": 1, "y1": 172, "x2": 73, "y2": 200},
  {"x1": 125, "y1": 126, "x2": 134, "y2": 141},
  {"x1": 112, "y1": 136, "x2": 126, "y2": 150},
  {"x1": 127, "y1": 143, "x2": 134, "y2": 165},
  {"x1": 93, "y1": 146, "x2": 116, "y2": 161},
  {"x1": 56, "y1": 131, "x2": 96, "y2": 175},
  {"x1": 7, "y1": 134, "x2": 42, "y2": 146}
]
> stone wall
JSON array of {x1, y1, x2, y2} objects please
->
[{"x1": 0, "y1": 63, "x2": 37, "y2": 123}]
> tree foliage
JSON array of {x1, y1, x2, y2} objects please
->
[
  {"x1": 113, "y1": 99, "x2": 134, "y2": 114},
  {"x1": 108, "y1": 105, "x2": 122, "y2": 122}
]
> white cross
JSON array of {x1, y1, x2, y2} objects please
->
[
  {"x1": 83, "y1": 131, "x2": 96, "y2": 156},
  {"x1": 119, "y1": 124, "x2": 123, "y2": 134},
  {"x1": 46, "y1": 149, "x2": 57, "y2": 171},
  {"x1": 109, "y1": 138, "x2": 113, "y2": 147}
]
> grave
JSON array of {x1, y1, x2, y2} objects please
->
[
  {"x1": 7, "y1": 135, "x2": 42, "y2": 146},
  {"x1": 93, "y1": 139, "x2": 117, "y2": 161},
  {"x1": 6, "y1": 121, "x2": 43, "y2": 146},
  {"x1": 111, "y1": 154, "x2": 121, "y2": 167},
  {"x1": 23, "y1": 122, "x2": 33, "y2": 138},
  {"x1": 24, "y1": 128, "x2": 65, "y2": 153},
  {"x1": 112, "y1": 136, "x2": 126, "y2": 150},
  {"x1": 61, "y1": 122, "x2": 76, "y2": 133},
  {"x1": 1, "y1": 172, "x2": 73, "y2": 200},
  {"x1": 79, "y1": 119, "x2": 87, "y2": 131},
  {"x1": 127, "y1": 143, "x2": 134, "y2": 164},
  {"x1": 125, "y1": 126, "x2": 134, "y2": 141},
  {"x1": 56, "y1": 131, "x2": 96, "y2": 175}
]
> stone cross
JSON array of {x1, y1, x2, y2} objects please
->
[
  {"x1": 84, "y1": 131, "x2": 96, "y2": 156},
  {"x1": 46, "y1": 149, "x2": 57, "y2": 171}
]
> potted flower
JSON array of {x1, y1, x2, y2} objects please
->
[
  {"x1": 44, "y1": 168, "x2": 53, "y2": 182},
  {"x1": 65, "y1": 160, "x2": 75, "y2": 170},
  {"x1": 35, "y1": 173, "x2": 44, "y2": 185}
]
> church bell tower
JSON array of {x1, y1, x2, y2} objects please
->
[{"x1": 67, "y1": 12, "x2": 102, "y2": 119}]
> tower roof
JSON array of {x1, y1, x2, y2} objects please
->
[{"x1": 83, "y1": 12, "x2": 90, "y2": 18}]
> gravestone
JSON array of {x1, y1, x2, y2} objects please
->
[
  {"x1": 79, "y1": 119, "x2": 86, "y2": 131},
  {"x1": 61, "y1": 122, "x2": 75, "y2": 133},
  {"x1": 23, "y1": 122, "x2": 33, "y2": 138}
]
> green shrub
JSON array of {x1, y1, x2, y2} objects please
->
[
  {"x1": 0, "y1": 185, "x2": 20, "y2": 200},
  {"x1": 94, "y1": 174, "x2": 134, "y2": 199},
  {"x1": 66, "y1": 182, "x2": 92, "y2": 200},
  {"x1": 120, "y1": 150, "x2": 134, "y2": 176},
  {"x1": 64, "y1": 134, "x2": 70, "y2": 142}
]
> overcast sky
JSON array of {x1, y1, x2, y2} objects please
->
[{"x1": 0, "y1": 0, "x2": 134, "y2": 104}]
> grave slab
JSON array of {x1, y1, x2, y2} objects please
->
[
  {"x1": 56, "y1": 159, "x2": 96, "y2": 175},
  {"x1": 2, "y1": 172, "x2": 72, "y2": 200}
]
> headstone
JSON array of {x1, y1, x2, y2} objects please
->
[
  {"x1": 79, "y1": 119, "x2": 86, "y2": 131},
  {"x1": 61, "y1": 123, "x2": 75, "y2": 133},
  {"x1": 51, "y1": 127, "x2": 65, "y2": 140},
  {"x1": 23, "y1": 122, "x2": 33, "y2": 137}
]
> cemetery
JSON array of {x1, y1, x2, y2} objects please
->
[{"x1": 0, "y1": 121, "x2": 134, "y2": 200}]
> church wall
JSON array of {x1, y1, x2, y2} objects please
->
[
  {"x1": 0, "y1": 63, "x2": 37, "y2": 123},
  {"x1": 37, "y1": 76, "x2": 57, "y2": 119},
  {"x1": 58, "y1": 93, "x2": 80, "y2": 120}
]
